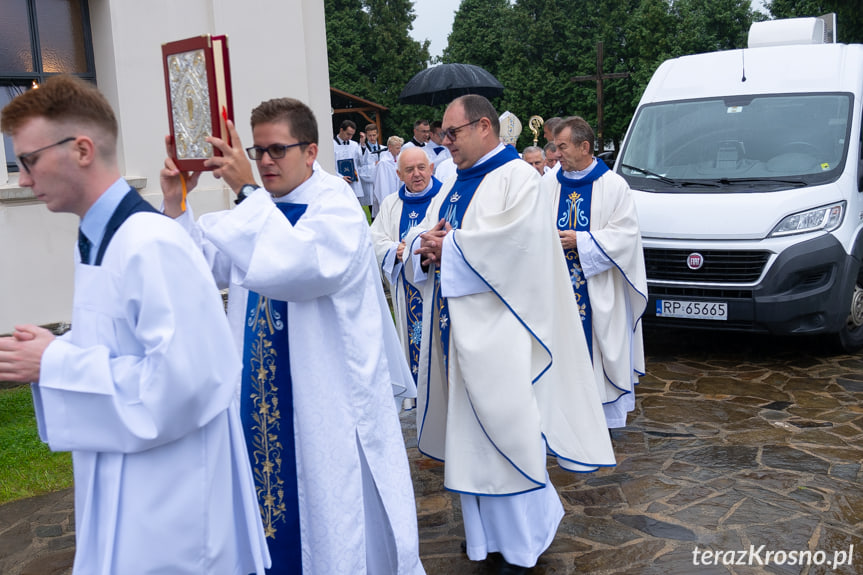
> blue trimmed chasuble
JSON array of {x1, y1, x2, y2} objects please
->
[
  {"x1": 398, "y1": 179, "x2": 443, "y2": 381},
  {"x1": 556, "y1": 160, "x2": 609, "y2": 359},
  {"x1": 240, "y1": 202, "x2": 307, "y2": 574},
  {"x1": 434, "y1": 146, "x2": 520, "y2": 374}
]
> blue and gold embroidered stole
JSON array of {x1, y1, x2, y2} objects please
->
[
  {"x1": 434, "y1": 146, "x2": 520, "y2": 375},
  {"x1": 556, "y1": 161, "x2": 608, "y2": 359},
  {"x1": 398, "y1": 179, "x2": 442, "y2": 382},
  {"x1": 240, "y1": 202, "x2": 307, "y2": 574}
]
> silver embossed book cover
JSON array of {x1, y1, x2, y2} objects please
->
[{"x1": 162, "y1": 35, "x2": 234, "y2": 171}]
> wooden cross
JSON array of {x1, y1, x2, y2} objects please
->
[{"x1": 571, "y1": 41, "x2": 629, "y2": 151}]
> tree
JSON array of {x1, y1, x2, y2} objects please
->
[
  {"x1": 442, "y1": 0, "x2": 514, "y2": 76},
  {"x1": 324, "y1": 0, "x2": 431, "y2": 140},
  {"x1": 325, "y1": 0, "x2": 373, "y2": 98},
  {"x1": 363, "y1": 0, "x2": 431, "y2": 135}
]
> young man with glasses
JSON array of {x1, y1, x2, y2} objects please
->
[
  {"x1": 402, "y1": 95, "x2": 615, "y2": 575},
  {"x1": 0, "y1": 75, "x2": 270, "y2": 574},
  {"x1": 401, "y1": 119, "x2": 433, "y2": 162},
  {"x1": 160, "y1": 97, "x2": 424, "y2": 575}
]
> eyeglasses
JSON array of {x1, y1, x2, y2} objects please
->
[
  {"x1": 441, "y1": 119, "x2": 481, "y2": 142},
  {"x1": 246, "y1": 142, "x2": 310, "y2": 160},
  {"x1": 17, "y1": 137, "x2": 76, "y2": 173}
]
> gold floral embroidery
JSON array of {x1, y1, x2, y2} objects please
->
[{"x1": 247, "y1": 296, "x2": 287, "y2": 539}]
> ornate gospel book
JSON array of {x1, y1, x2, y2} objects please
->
[{"x1": 161, "y1": 35, "x2": 234, "y2": 171}]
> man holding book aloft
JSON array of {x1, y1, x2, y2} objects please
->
[{"x1": 160, "y1": 97, "x2": 424, "y2": 575}]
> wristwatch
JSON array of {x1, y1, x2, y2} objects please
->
[{"x1": 235, "y1": 183, "x2": 258, "y2": 205}]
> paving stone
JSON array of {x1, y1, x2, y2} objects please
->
[
  {"x1": 33, "y1": 525, "x2": 62, "y2": 537},
  {"x1": 828, "y1": 463, "x2": 861, "y2": 481},
  {"x1": 836, "y1": 378, "x2": 863, "y2": 392},
  {"x1": 559, "y1": 484, "x2": 624, "y2": 508},
  {"x1": 619, "y1": 476, "x2": 680, "y2": 507},
  {"x1": 665, "y1": 485, "x2": 716, "y2": 508},
  {"x1": 694, "y1": 378, "x2": 790, "y2": 402},
  {"x1": 760, "y1": 445, "x2": 831, "y2": 474},
  {"x1": 557, "y1": 514, "x2": 642, "y2": 546},
  {"x1": 612, "y1": 514, "x2": 696, "y2": 541},
  {"x1": 571, "y1": 540, "x2": 668, "y2": 574},
  {"x1": 733, "y1": 469, "x2": 804, "y2": 491},
  {"x1": 824, "y1": 491, "x2": 863, "y2": 526},
  {"x1": 18, "y1": 549, "x2": 75, "y2": 575},
  {"x1": 641, "y1": 545, "x2": 734, "y2": 574},
  {"x1": 674, "y1": 446, "x2": 759, "y2": 469},
  {"x1": 670, "y1": 492, "x2": 747, "y2": 529}
]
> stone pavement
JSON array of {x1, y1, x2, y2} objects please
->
[{"x1": 2, "y1": 327, "x2": 862, "y2": 574}]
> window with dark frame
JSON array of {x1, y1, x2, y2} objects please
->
[{"x1": 1, "y1": 0, "x2": 95, "y2": 172}]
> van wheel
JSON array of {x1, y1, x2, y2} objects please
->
[{"x1": 837, "y1": 281, "x2": 863, "y2": 353}]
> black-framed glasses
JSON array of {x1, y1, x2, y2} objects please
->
[
  {"x1": 441, "y1": 119, "x2": 481, "y2": 142},
  {"x1": 17, "y1": 137, "x2": 76, "y2": 173},
  {"x1": 246, "y1": 142, "x2": 310, "y2": 160}
]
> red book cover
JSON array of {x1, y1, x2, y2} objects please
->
[{"x1": 161, "y1": 35, "x2": 234, "y2": 171}]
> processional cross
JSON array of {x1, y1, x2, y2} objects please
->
[{"x1": 571, "y1": 41, "x2": 629, "y2": 152}]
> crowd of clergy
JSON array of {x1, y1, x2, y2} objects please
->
[{"x1": 0, "y1": 74, "x2": 646, "y2": 575}]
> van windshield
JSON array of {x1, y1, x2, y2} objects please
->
[{"x1": 617, "y1": 93, "x2": 852, "y2": 192}]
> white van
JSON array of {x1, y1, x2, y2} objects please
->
[{"x1": 616, "y1": 16, "x2": 863, "y2": 351}]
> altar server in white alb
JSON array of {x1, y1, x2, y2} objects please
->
[
  {"x1": 404, "y1": 95, "x2": 616, "y2": 574},
  {"x1": 358, "y1": 123, "x2": 383, "y2": 208},
  {"x1": 542, "y1": 116, "x2": 647, "y2": 429},
  {"x1": 333, "y1": 119, "x2": 365, "y2": 203},
  {"x1": 0, "y1": 75, "x2": 270, "y2": 575},
  {"x1": 369, "y1": 147, "x2": 443, "y2": 388},
  {"x1": 160, "y1": 97, "x2": 424, "y2": 575}
]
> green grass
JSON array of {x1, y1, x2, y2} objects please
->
[{"x1": 0, "y1": 385, "x2": 73, "y2": 504}]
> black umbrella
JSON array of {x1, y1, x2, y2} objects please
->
[{"x1": 398, "y1": 63, "x2": 504, "y2": 106}]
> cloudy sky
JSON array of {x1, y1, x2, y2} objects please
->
[{"x1": 410, "y1": 0, "x2": 771, "y2": 60}]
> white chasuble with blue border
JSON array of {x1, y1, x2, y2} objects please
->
[
  {"x1": 240, "y1": 202, "x2": 307, "y2": 574},
  {"x1": 435, "y1": 145, "x2": 521, "y2": 376}
]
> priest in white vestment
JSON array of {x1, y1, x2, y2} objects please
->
[
  {"x1": 0, "y1": 75, "x2": 270, "y2": 575},
  {"x1": 369, "y1": 148, "x2": 443, "y2": 397},
  {"x1": 372, "y1": 135, "x2": 403, "y2": 217},
  {"x1": 542, "y1": 116, "x2": 648, "y2": 429},
  {"x1": 160, "y1": 98, "x2": 424, "y2": 575},
  {"x1": 333, "y1": 119, "x2": 366, "y2": 203},
  {"x1": 404, "y1": 95, "x2": 615, "y2": 573}
]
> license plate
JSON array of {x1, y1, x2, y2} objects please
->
[{"x1": 656, "y1": 300, "x2": 727, "y2": 320}]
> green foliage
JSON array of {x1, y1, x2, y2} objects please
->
[
  {"x1": 323, "y1": 0, "x2": 781, "y2": 153},
  {"x1": 325, "y1": 0, "x2": 431, "y2": 141},
  {"x1": 0, "y1": 385, "x2": 73, "y2": 504}
]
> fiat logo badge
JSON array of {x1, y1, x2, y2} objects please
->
[{"x1": 687, "y1": 252, "x2": 704, "y2": 270}]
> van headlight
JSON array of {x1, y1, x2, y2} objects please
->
[{"x1": 769, "y1": 202, "x2": 845, "y2": 237}]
